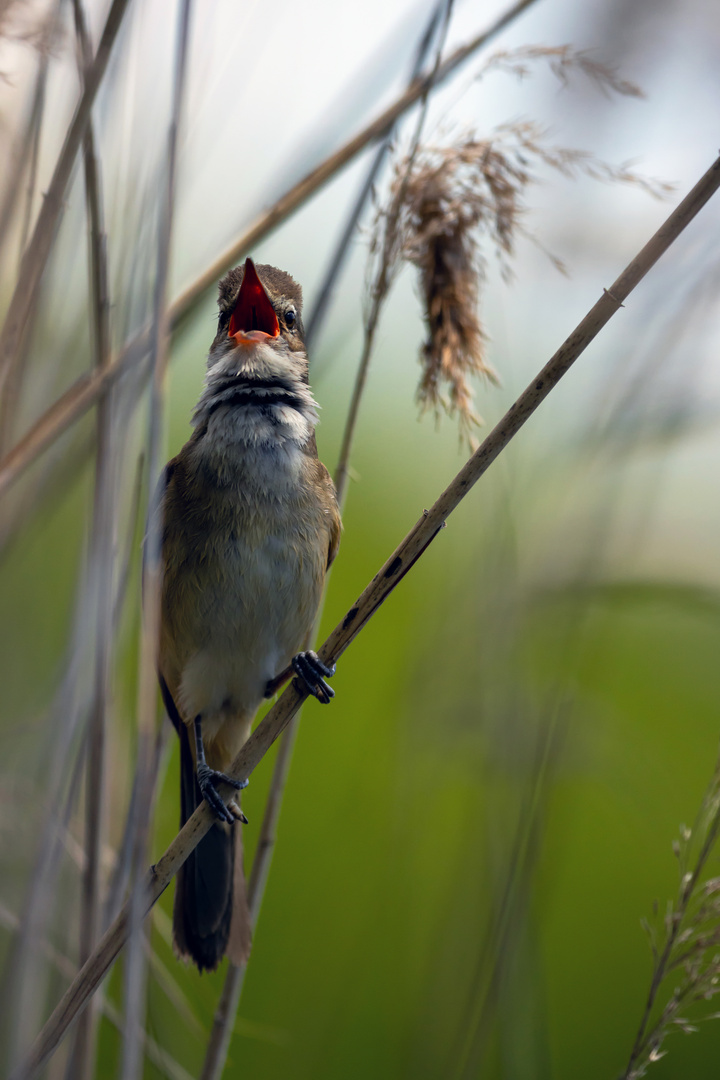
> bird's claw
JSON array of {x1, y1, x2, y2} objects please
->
[
  {"x1": 197, "y1": 762, "x2": 248, "y2": 824},
  {"x1": 291, "y1": 650, "x2": 336, "y2": 704}
]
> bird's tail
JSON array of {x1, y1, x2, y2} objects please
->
[{"x1": 169, "y1": 702, "x2": 252, "y2": 972}]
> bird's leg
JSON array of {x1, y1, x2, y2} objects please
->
[
  {"x1": 264, "y1": 664, "x2": 292, "y2": 698},
  {"x1": 291, "y1": 651, "x2": 336, "y2": 705},
  {"x1": 194, "y1": 716, "x2": 249, "y2": 825}
]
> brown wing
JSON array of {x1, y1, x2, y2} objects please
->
[{"x1": 326, "y1": 490, "x2": 341, "y2": 570}]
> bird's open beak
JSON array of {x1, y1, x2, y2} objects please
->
[{"x1": 228, "y1": 258, "x2": 280, "y2": 345}]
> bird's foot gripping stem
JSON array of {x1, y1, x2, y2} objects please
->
[
  {"x1": 194, "y1": 717, "x2": 249, "y2": 824},
  {"x1": 291, "y1": 651, "x2": 336, "y2": 704}
]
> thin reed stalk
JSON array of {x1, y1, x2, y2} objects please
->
[
  {"x1": 17, "y1": 0, "x2": 64, "y2": 263},
  {"x1": 12, "y1": 150, "x2": 720, "y2": 1080},
  {"x1": 454, "y1": 704, "x2": 567, "y2": 1078},
  {"x1": 304, "y1": 0, "x2": 448, "y2": 353},
  {"x1": 2, "y1": 704, "x2": 87, "y2": 1078},
  {"x1": 199, "y1": 722, "x2": 300, "y2": 1080},
  {"x1": 0, "y1": 0, "x2": 62, "y2": 256},
  {"x1": 120, "y1": 2, "x2": 193, "y2": 1077},
  {"x1": 0, "y1": 0, "x2": 133, "y2": 452},
  {"x1": 64, "y1": 0, "x2": 114, "y2": 1074},
  {"x1": 0, "y1": 904, "x2": 193, "y2": 1080},
  {"x1": 0, "y1": 0, "x2": 542, "y2": 498},
  {"x1": 336, "y1": 0, "x2": 455, "y2": 499}
]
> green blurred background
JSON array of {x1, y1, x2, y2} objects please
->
[{"x1": 1, "y1": 0, "x2": 720, "y2": 1077}]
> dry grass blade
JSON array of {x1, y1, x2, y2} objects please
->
[
  {"x1": 13, "y1": 151, "x2": 720, "y2": 1080},
  {"x1": 0, "y1": 0, "x2": 542, "y2": 499},
  {"x1": 0, "y1": 0, "x2": 133, "y2": 452}
]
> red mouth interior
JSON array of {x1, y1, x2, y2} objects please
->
[{"x1": 228, "y1": 259, "x2": 280, "y2": 340}]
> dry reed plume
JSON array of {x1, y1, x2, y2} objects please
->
[
  {"x1": 370, "y1": 45, "x2": 671, "y2": 444},
  {"x1": 375, "y1": 119, "x2": 670, "y2": 444}
]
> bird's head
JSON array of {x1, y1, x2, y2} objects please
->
[{"x1": 208, "y1": 258, "x2": 306, "y2": 380}]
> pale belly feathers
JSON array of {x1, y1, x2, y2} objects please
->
[{"x1": 160, "y1": 447, "x2": 329, "y2": 762}]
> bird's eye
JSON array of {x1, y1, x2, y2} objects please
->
[{"x1": 285, "y1": 309, "x2": 296, "y2": 328}]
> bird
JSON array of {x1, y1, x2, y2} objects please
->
[{"x1": 155, "y1": 258, "x2": 341, "y2": 971}]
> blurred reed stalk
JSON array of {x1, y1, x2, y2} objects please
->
[
  {"x1": 16, "y1": 0, "x2": 64, "y2": 263},
  {"x1": 0, "y1": 903, "x2": 193, "y2": 1080},
  {"x1": 0, "y1": 0, "x2": 133, "y2": 453},
  {"x1": 63, "y1": 0, "x2": 114, "y2": 1076},
  {"x1": 119, "y1": 1, "x2": 193, "y2": 1078},
  {"x1": 304, "y1": 0, "x2": 447, "y2": 353},
  {"x1": 335, "y1": 0, "x2": 455, "y2": 495},
  {"x1": 200, "y1": 7, "x2": 458, "y2": 1075},
  {"x1": 14, "y1": 150, "x2": 720, "y2": 1080},
  {"x1": 0, "y1": 0, "x2": 541, "y2": 501},
  {"x1": 0, "y1": 0, "x2": 61, "y2": 256}
]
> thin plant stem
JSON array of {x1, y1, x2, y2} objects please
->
[
  {"x1": 121, "y1": 2, "x2": 193, "y2": 1077},
  {"x1": 13, "y1": 151, "x2": 720, "y2": 1080},
  {"x1": 0, "y1": 0, "x2": 62, "y2": 256},
  {"x1": 17, "y1": 0, "x2": 65, "y2": 264},
  {"x1": 304, "y1": 0, "x2": 448, "y2": 354},
  {"x1": 0, "y1": 0, "x2": 133, "y2": 452},
  {"x1": 65, "y1": 0, "x2": 114, "y2": 1074},
  {"x1": 2, "y1": 691, "x2": 89, "y2": 1076},
  {"x1": 622, "y1": 797, "x2": 720, "y2": 1078},
  {"x1": 199, "y1": 715, "x2": 300, "y2": 1080},
  {"x1": 335, "y1": 0, "x2": 455, "y2": 502},
  {"x1": 454, "y1": 704, "x2": 567, "y2": 1078},
  {"x1": 0, "y1": 905, "x2": 194, "y2": 1080},
  {"x1": 0, "y1": 0, "x2": 542, "y2": 498},
  {"x1": 0, "y1": 429, "x2": 95, "y2": 556},
  {"x1": 1, "y1": 0, "x2": 65, "y2": 441}
]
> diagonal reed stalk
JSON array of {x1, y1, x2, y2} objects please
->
[
  {"x1": 12, "y1": 150, "x2": 720, "y2": 1080},
  {"x1": 0, "y1": 0, "x2": 542, "y2": 500},
  {"x1": 119, "y1": 2, "x2": 194, "y2": 1078},
  {"x1": 0, "y1": 0, "x2": 133, "y2": 452}
]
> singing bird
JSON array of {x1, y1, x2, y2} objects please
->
[{"x1": 156, "y1": 259, "x2": 341, "y2": 971}]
